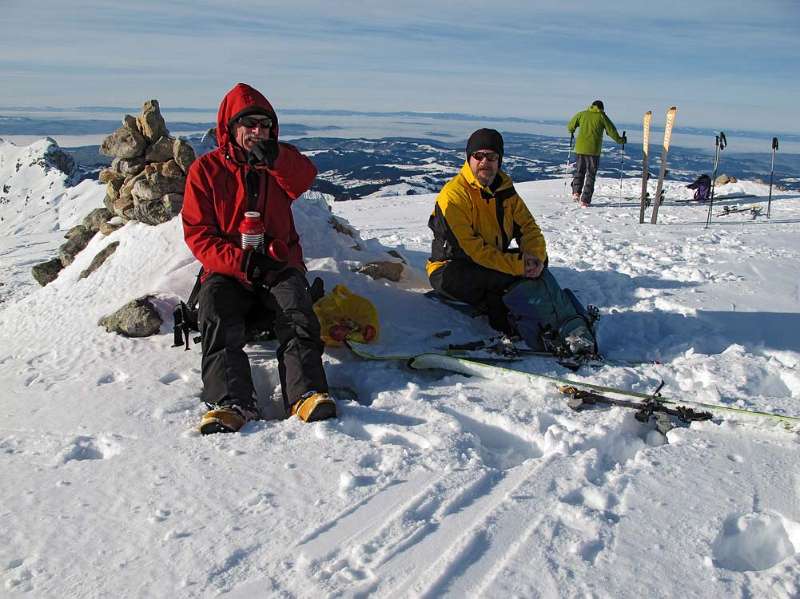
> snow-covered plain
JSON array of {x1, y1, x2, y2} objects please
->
[{"x1": 1, "y1": 138, "x2": 799, "y2": 598}]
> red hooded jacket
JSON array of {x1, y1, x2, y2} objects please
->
[{"x1": 182, "y1": 83, "x2": 317, "y2": 283}]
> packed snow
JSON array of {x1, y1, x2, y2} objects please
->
[{"x1": 1, "y1": 138, "x2": 799, "y2": 598}]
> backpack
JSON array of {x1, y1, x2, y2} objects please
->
[
  {"x1": 687, "y1": 174, "x2": 711, "y2": 202},
  {"x1": 502, "y1": 270, "x2": 599, "y2": 357}
]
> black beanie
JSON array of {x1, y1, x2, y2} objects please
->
[
  {"x1": 592, "y1": 100, "x2": 604, "y2": 111},
  {"x1": 466, "y1": 128, "x2": 504, "y2": 159}
]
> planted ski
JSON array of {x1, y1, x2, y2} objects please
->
[
  {"x1": 650, "y1": 106, "x2": 677, "y2": 224},
  {"x1": 639, "y1": 111, "x2": 652, "y2": 223}
]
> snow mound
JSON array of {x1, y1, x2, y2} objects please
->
[{"x1": 713, "y1": 511, "x2": 800, "y2": 571}]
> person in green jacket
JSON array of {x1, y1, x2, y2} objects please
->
[{"x1": 567, "y1": 100, "x2": 626, "y2": 207}]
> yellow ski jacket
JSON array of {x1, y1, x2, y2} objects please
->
[{"x1": 426, "y1": 162, "x2": 547, "y2": 277}]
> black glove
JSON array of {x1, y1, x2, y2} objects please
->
[
  {"x1": 243, "y1": 248, "x2": 285, "y2": 283},
  {"x1": 247, "y1": 139, "x2": 279, "y2": 168}
]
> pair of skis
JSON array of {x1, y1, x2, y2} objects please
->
[
  {"x1": 639, "y1": 107, "x2": 677, "y2": 224},
  {"x1": 347, "y1": 341, "x2": 800, "y2": 432}
]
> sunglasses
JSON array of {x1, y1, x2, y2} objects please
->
[
  {"x1": 471, "y1": 151, "x2": 499, "y2": 162},
  {"x1": 237, "y1": 115, "x2": 273, "y2": 129}
]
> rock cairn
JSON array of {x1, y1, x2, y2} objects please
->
[
  {"x1": 33, "y1": 100, "x2": 197, "y2": 287},
  {"x1": 99, "y1": 99, "x2": 196, "y2": 225}
]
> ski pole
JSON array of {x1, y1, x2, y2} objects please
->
[
  {"x1": 564, "y1": 133, "x2": 574, "y2": 194},
  {"x1": 767, "y1": 136, "x2": 778, "y2": 219},
  {"x1": 705, "y1": 131, "x2": 726, "y2": 228},
  {"x1": 618, "y1": 130, "x2": 626, "y2": 204}
]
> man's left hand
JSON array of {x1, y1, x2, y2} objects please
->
[
  {"x1": 523, "y1": 253, "x2": 544, "y2": 278},
  {"x1": 248, "y1": 139, "x2": 279, "y2": 168}
]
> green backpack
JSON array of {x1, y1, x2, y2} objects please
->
[{"x1": 502, "y1": 270, "x2": 599, "y2": 357}]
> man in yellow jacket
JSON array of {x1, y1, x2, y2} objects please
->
[
  {"x1": 567, "y1": 100, "x2": 626, "y2": 207},
  {"x1": 426, "y1": 128, "x2": 548, "y2": 335}
]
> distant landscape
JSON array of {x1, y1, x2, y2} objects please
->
[{"x1": 2, "y1": 111, "x2": 798, "y2": 200}]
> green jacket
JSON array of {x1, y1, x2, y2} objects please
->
[{"x1": 567, "y1": 105, "x2": 624, "y2": 156}]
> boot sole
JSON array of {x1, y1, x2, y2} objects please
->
[
  {"x1": 304, "y1": 401, "x2": 337, "y2": 422},
  {"x1": 199, "y1": 421, "x2": 238, "y2": 435},
  {"x1": 199, "y1": 415, "x2": 244, "y2": 435}
]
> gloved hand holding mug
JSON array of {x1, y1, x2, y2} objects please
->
[{"x1": 243, "y1": 239, "x2": 288, "y2": 283}]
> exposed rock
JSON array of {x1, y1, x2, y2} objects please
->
[
  {"x1": 98, "y1": 296, "x2": 162, "y2": 337},
  {"x1": 101, "y1": 125, "x2": 146, "y2": 159},
  {"x1": 82, "y1": 208, "x2": 113, "y2": 232},
  {"x1": 106, "y1": 178, "x2": 124, "y2": 202},
  {"x1": 31, "y1": 258, "x2": 64, "y2": 286},
  {"x1": 162, "y1": 193, "x2": 184, "y2": 215},
  {"x1": 99, "y1": 220, "x2": 124, "y2": 236},
  {"x1": 159, "y1": 159, "x2": 184, "y2": 180},
  {"x1": 96, "y1": 101, "x2": 190, "y2": 225},
  {"x1": 112, "y1": 156, "x2": 146, "y2": 176},
  {"x1": 386, "y1": 249, "x2": 407, "y2": 264},
  {"x1": 132, "y1": 194, "x2": 181, "y2": 226},
  {"x1": 122, "y1": 114, "x2": 140, "y2": 132},
  {"x1": 137, "y1": 100, "x2": 169, "y2": 142},
  {"x1": 173, "y1": 139, "x2": 196, "y2": 173},
  {"x1": 99, "y1": 168, "x2": 125, "y2": 185},
  {"x1": 330, "y1": 216, "x2": 357, "y2": 238},
  {"x1": 65, "y1": 224, "x2": 89, "y2": 240},
  {"x1": 145, "y1": 136, "x2": 175, "y2": 163},
  {"x1": 80, "y1": 242, "x2": 119, "y2": 279},
  {"x1": 357, "y1": 261, "x2": 404, "y2": 282},
  {"x1": 59, "y1": 228, "x2": 96, "y2": 266},
  {"x1": 132, "y1": 172, "x2": 185, "y2": 202},
  {"x1": 715, "y1": 174, "x2": 737, "y2": 186},
  {"x1": 116, "y1": 170, "x2": 147, "y2": 214},
  {"x1": 113, "y1": 193, "x2": 135, "y2": 220},
  {"x1": 39, "y1": 139, "x2": 77, "y2": 179}
]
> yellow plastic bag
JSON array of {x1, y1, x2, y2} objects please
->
[{"x1": 313, "y1": 284, "x2": 379, "y2": 346}]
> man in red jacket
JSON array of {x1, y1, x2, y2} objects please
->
[{"x1": 182, "y1": 83, "x2": 335, "y2": 434}]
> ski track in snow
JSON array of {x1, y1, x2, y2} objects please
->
[{"x1": 1, "y1": 138, "x2": 800, "y2": 598}]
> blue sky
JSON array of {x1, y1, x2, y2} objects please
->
[{"x1": 2, "y1": 1, "x2": 798, "y2": 133}]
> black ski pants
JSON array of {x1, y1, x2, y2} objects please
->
[
  {"x1": 198, "y1": 270, "x2": 328, "y2": 413},
  {"x1": 571, "y1": 154, "x2": 600, "y2": 204},
  {"x1": 429, "y1": 260, "x2": 519, "y2": 335}
]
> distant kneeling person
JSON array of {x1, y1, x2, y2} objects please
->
[{"x1": 426, "y1": 128, "x2": 597, "y2": 357}]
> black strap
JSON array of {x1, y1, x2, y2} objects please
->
[
  {"x1": 186, "y1": 267, "x2": 204, "y2": 310},
  {"x1": 244, "y1": 167, "x2": 269, "y2": 217},
  {"x1": 245, "y1": 169, "x2": 259, "y2": 211},
  {"x1": 492, "y1": 184, "x2": 517, "y2": 251}
]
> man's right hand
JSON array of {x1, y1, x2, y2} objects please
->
[
  {"x1": 244, "y1": 249, "x2": 285, "y2": 283},
  {"x1": 523, "y1": 253, "x2": 544, "y2": 278}
]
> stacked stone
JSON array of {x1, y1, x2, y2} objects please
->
[
  {"x1": 99, "y1": 99, "x2": 196, "y2": 225},
  {"x1": 31, "y1": 207, "x2": 115, "y2": 286}
]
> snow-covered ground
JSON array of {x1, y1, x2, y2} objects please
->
[{"x1": 1, "y1": 139, "x2": 799, "y2": 598}]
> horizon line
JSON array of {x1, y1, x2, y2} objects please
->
[{"x1": 0, "y1": 105, "x2": 797, "y2": 140}]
